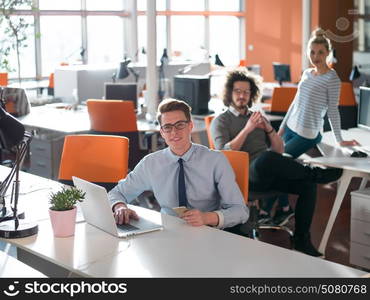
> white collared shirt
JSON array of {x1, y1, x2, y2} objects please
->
[{"x1": 109, "y1": 143, "x2": 249, "y2": 229}]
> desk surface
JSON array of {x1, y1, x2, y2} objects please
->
[
  {"x1": 8, "y1": 214, "x2": 366, "y2": 278},
  {"x1": 317, "y1": 128, "x2": 370, "y2": 158},
  {"x1": 311, "y1": 128, "x2": 370, "y2": 172},
  {"x1": 0, "y1": 250, "x2": 46, "y2": 277},
  {"x1": 0, "y1": 166, "x2": 366, "y2": 278}
]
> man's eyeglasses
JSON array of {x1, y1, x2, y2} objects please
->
[
  {"x1": 161, "y1": 120, "x2": 189, "y2": 133},
  {"x1": 233, "y1": 89, "x2": 251, "y2": 96}
]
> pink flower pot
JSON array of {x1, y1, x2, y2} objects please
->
[{"x1": 49, "y1": 207, "x2": 77, "y2": 237}]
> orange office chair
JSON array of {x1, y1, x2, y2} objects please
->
[
  {"x1": 58, "y1": 134, "x2": 129, "y2": 191},
  {"x1": 339, "y1": 82, "x2": 356, "y2": 106},
  {"x1": 204, "y1": 115, "x2": 215, "y2": 149},
  {"x1": 87, "y1": 99, "x2": 137, "y2": 132},
  {"x1": 0, "y1": 73, "x2": 8, "y2": 86},
  {"x1": 221, "y1": 150, "x2": 293, "y2": 240},
  {"x1": 221, "y1": 150, "x2": 249, "y2": 203},
  {"x1": 86, "y1": 99, "x2": 147, "y2": 170},
  {"x1": 263, "y1": 86, "x2": 297, "y2": 115},
  {"x1": 48, "y1": 73, "x2": 54, "y2": 96}
]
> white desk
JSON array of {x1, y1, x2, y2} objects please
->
[
  {"x1": 306, "y1": 128, "x2": 370, "y2": 256},
  {"x1": 0, "y1": 250, "x2": 46, "y2": 277},
  {"x1": 0, "y1": 166, "x2": 366, "y2": 278}
]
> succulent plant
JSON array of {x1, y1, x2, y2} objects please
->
[{"x1": 49, "y1": 187, "x2": 85, "y2": 211}]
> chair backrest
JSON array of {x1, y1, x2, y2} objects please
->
[
  {"x1": 0, "y1": 73, "x2": 8, "y2": 86},
  {"x1": 221, "y1": 150, "x2": 249, "y2": 204},
  {"x1": 269, "y1": 86, "x2": 297, "y2": 113},
  {"x1": 1, "y1": 87, "x2": 30, "y2": 116},
  {"x1": 48, "y1": 73, "x2": 54, "y2": 89},
  {"x1": 58, "y1": 134, "x2": 129, "y2": 185},
  {"x1": 87, "y1": 99, "x2": 138, "y2": 132},
  {"x1": 204, "y1": 115, "x2": 215, "y2": 149},
  {"x1": 339, "y1": 82, "x2": 356, "y2": 106}
]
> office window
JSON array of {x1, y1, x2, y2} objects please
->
[
  {"x1": 39, "y1": 0, "x2": 81, "y2": 10},
  {"x1": 354, "y1": 0, "x2": 370, "y2": 13},
  {"x1": 171, "y1": 0, "x2": 205, "y2": 11},
  {"x1": 0, "y1": 16, "x2": 36, "y2": 78},
  {"x1": 137, "y1": 0, "x2": 166, "y2": 11},
  {"x1": 86, "y1": 0, "x2": 124, "y2": 11},
  {"x1": 138, "y1": 15, "x2": 167, "y2": 62},
  {"x1": 40, "y1": 16, "x2": 82, "y2": 76},
  {"x1": 171, "y1": 16, "x2": 205, "y2": 61},
  {"x1": 208, "y1": 0, "x2": 240, "y2": 11},
  {"x1": 9, "y1": 2, "x2": 33, "y2": 10},
  {"x1": 209, "y1": 16, "x2": 240, "y2": 66},
  {"x1": 87, "y1": 16, "x2": 124, "y2": 65},
  {"x1": 354, "y1": 0, "x2": 370, "y2": 51}
]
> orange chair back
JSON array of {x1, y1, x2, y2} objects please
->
[
  {"x1": 221, "y1": 150, "x2": 249, "y2": 203},
  {"x1": 0, "y1": 73, "x2": 8, "y2": 86},
  {"x1": 48, "y1": 73, "x2": 54, "y2": 89},
  {"x1": 58, "y1": 134, "x2": 129, "y2": 183},
  {"x1": 339, "y1": 82, "x2": 356, "y2": 106},
  {"x1": 204, "y1": 115, "x2": 215, "y2": 149},
  {"x1": 87, "y1": 100, "x2": 138, "y2": 132},
  {"x1": 267, "y1": 86, "x2": 297, "y2": 113}
]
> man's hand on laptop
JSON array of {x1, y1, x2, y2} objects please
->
[{"x1": 113, "y1": 203, "x2": 139, "y2": 224}]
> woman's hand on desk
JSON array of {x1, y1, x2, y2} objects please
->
[
  {"x1": 113, "y1": 203, "x2": 139, "y2": 224},
  {"x1": 340, "y1": 140, "x2": 361, "y2": 147}
]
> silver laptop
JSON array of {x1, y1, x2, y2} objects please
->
[{"x1": 72, "y1": 176, "x2": 163, "y2": 238}]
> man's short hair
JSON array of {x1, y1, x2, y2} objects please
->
[
  {"x1": 157, "y1": 98, "x2": 192, "y2": 124},
  {"x1": 223, "y1": 68, "x2": 262, "y2": 107}
]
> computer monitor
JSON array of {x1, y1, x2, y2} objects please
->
[
  {"x1": 247, "y1": 64, "x2": 261, "y2": 75},
  {"x1": 273, "y1": 63, "x2": 291, "y2": 86},
  {"x1": 104, "y1": 83, "x2": 137, "y2": 108},
  {"x1": 358, "y1": 86, "x2": 370, "y2": 131},
  {"x1": 173, "y1": 75, "x2": 211, "y2": 115}
]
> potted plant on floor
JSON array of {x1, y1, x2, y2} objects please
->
[{"x1": 49, "y1": 186, "x2": 85, "y2": 237}]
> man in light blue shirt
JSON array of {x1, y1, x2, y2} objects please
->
[{"x1": 109, "y1": 99, "x2": 249, "y2": 229}]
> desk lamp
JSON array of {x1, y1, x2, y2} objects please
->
[
  {"x1": 112, "y1": 59, "x2": 131, "y2": 83},
  {"x1": 349, "y1": 65, "x2": 361, "y2": 81},
  {"x1": 0, "y1": 104, "x2": 38, "y2": 238},
  {"x1": 158, "y1": 48, "x2": 169, "y2": 101},
  {"x1": 215, "y1": 54, "x2": 225, "y2": 67}
]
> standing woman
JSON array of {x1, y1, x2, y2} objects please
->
[{"x1": 278, "y1": 28, "x2": 359, "y2": 158}]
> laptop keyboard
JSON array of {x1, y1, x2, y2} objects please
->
[{"x1": 117, "y1": 223, "x2": 139, "y2": 232}]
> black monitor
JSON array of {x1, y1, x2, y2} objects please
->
[
  {"x1": 247, "y1": 64, "x2": 261, "y2": 75},
  {"x1": 104, "y1": 83, "x2": 137, "y2": 108},
  {"x1": 358, "y1": 86, "x2": 370, "y2": 131},
  {"x1": 173, "y1": 75, "x2": 211, "y2": 115},
  {"x1": 273, "y1": 63, "x2": 291, "y2": 86}
]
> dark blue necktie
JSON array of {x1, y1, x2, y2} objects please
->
[{"x1": 178, "y1": 158, "x2": 188, "y2": 207}]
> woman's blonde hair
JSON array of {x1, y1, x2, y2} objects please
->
[{"x1": 307, "y1": 28, "x2": 333, "y2": 63}]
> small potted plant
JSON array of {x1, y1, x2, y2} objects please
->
[{"x1": 49, "y1": 186, "x2": 85, "y2": 237}]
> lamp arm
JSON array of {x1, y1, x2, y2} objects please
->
[{"x1": 0, "y1": 132, "x2": 31, "y2": 223}]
